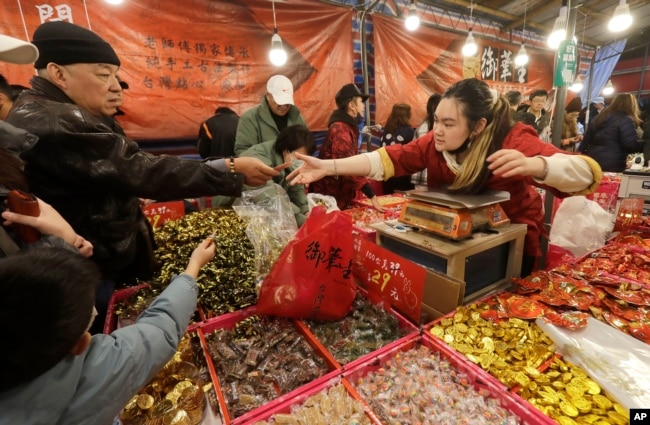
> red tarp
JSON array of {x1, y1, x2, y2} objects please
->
[{"x1": 1, "y1": 0, "x2": 555, "y2": 140}]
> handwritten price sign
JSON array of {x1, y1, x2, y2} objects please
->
[
  {"x1": 352, "y1": 236, "x2": 425, "y2": 323},
  {"x1": 141, "y1": 201, "x2": 185, "y2": 228}
]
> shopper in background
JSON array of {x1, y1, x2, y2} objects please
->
[
  {"x1": 0, "y1": 238, "x2": 214, "y2": 424},
  {"x1": 413, "y1": 93, "x2": 442, "y2": 187},
  {"x1": 514, "y1": 89, "x2": 551, "y2": 135},
  {"x1": 578, "y1": 93, "x2": 642, "y2": 172},
  {"x1": 289, "y1": 78, "x2": 601, "y2": 276},
  {"x1": 642, "y1": 113, "x2": 650, "y2": 167},
  {"x1": 0, "y1": 33, "x2": 93, "y2": 258},
  {"x1": 196, "y1": 106, "x2": 239, "y2": 159},
  {"x1": 7, "y1": 21, "x2": 277, "y2": 333},
  {"x1": 579, "y1": 96, "x2": 606, "y2": 128},
  {"x1": 0, "y1": 74, "x2": 17, "y2": 120},
  {"x1": 309, "y1": 83, "x2": 383, "y2": 211},
  {"x1": 214, "y1": 124, "x2": 316, "y2": 226},
  {"x1": 234, "y1": 75, "x2": 307, "y2": 155},
  {"x1": 559, "y1": 97, "x2": 584, "y2": 152},
  {"x1": 504, "y1": 90, "x2": 522, "y2": 112},
  {"x1": 381, "y1": 103, "x2": 415, "y2": 194},
  {"x1": 415, "y1": 93, "x2": 441, "y2": 138}
]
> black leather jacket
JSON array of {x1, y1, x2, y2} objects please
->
[{"x1": 7, "y1": 77, "x2": 244, "y2": 282}]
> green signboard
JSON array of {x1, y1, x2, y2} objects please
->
[{"x1": 554, "y1": 40, "x2": 578, "y2": 87}]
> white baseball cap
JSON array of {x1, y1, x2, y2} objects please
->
[
  {"x1": 266, "y1": 75, "x2": 294, "y2": 105},
  {"x1": 0, "y1": 34, "x2": 39, "y2": 64}
]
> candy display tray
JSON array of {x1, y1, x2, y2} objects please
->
[
  {"x1": 196, "y1": 306, "x2": 341, "y2": 425},
  {"x1": 103, "y1": 282, "x2": 206, "y2": 334},
  {"x1": 344, "y1": 334, "x2": 553, "y2": 425},
  {"x1": 295, "y1": 287, "x2": 419, "y2": 372},
  {"x1": 243, "y1": 376, "x2": 383, "y2": 425}
]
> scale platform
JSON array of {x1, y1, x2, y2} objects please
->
[{"x1": 399, "y1": 189, "x2": 511, "y2": 240}]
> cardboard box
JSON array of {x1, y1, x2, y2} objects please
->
[
  {"x1": 418, "y1": 268, "x2": 466, "y2": 324},
  {"x1": 371, "y1": 222, "x2": 525, "y2": 302}
]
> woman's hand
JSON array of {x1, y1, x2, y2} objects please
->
[
  {"x1": 370, "y1": 196, "x2": 386, "y2": 212},
  {"x1": 486, "y1": 149, "x2": 546, "y2": 179},
  {"x1": 3, "y1": 198, "x2": 95, "y2": 256},
  {"x1": 286, "y1": 153, "x2": 328, "y2": 185}
]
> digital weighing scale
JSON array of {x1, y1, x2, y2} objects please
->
[{"x1": 398, "y1": 189, "x2": 511, "y2": 240}]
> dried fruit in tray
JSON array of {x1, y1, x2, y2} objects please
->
[
  {"x1": 251, "y1": 382, "x2": 372, "y2": 425},
  {"x1": 302, "y1": 292, "x2": 411, "y2": 366},
  {"x1": 204, "y1": 315, "x2": 330, "y2": 420},
  {"x1": 351, "y1": 345, "x2": 522, "y2": 425}
]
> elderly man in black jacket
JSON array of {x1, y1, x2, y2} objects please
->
[{"x1": 7, "y1": 21, "x2": 277, "y2": 332}]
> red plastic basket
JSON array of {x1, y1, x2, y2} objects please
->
[
  {"x1": 296, "y1": 287, "x2": 419, "y2": 372},
  {"x1": 196, "y1": 306, "x2": 341, "y2": 424},
  {"x1": 344, "y1": 335, "x2": 555, "y2": 425}
]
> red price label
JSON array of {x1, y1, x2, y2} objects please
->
[
  {"x1": 141, "y1": 201, "x2": 185, "y2": 228},
  {"x1": 352, "y1": 236, "x2": 425, "y2": 323}
]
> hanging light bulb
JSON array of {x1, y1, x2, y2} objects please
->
[
  {"x1": 462, "y1": 29, "x2": 478, "y2": 57},
  {"x1": 405, "y1": 2, "x2": 420, "y2": 31},
  {"x1": 515, "y1": 43, "x2": 529, "y2": 66},
  {"x1": 608, "y1": 0, "x2": 633, "y2": 33},
  {"x1": 548, "y1": 4, "x2": 568, "y2": 49},
  {"x1": 569, "y1": 75, "x2": 584, "y2": 92},
  {"x1": 602, "y1": 79, "x2": 615, "y2": 95},
  {"x1": 268, "y1": 0, "x2": 287, "y2": 66},
  {"x1": 269, "y1": 30, "x2": 287, "y2": 66}
]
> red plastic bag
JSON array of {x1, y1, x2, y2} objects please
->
[{"x1": 256, "y1": 206, "x2": 356, "y2": 320}]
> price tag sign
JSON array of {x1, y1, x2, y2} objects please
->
[
  {"x1": 141, "y1": 201, "x2": 185, "y2": 228},
  {"x1": 352, "y1": 236, "x2": 426, "y2": 323}
]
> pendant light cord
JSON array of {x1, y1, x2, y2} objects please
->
[{"x1": 271, "y1": 0, "x2": 277, "y2": 29}]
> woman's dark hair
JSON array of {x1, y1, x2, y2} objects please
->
[
  {"x1": 425, "y1": 94, "x2": 442, "y2": 131},
  {"x1": 505, "y1": 91, "x2": 522, "y2": 109},
  {"x1": 442, "y1": 78, "x2": 514, "y2": 194},
  {"x1": 0, "y1": 248, "x2": 99, "y2": 392},
  {"x1": 273, "y1": 125, "x2": 316, "y2": 156},
  {"x1": 384, "y1": 103, "x2": 412, "y2": 134}
]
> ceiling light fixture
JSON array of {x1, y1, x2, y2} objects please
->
[
  {"x1": 462, "y1": 3, "x2": 478, "y2": 57},
  {"x1": 105, "y1": 0, "x2": 124, "y2": 4},
  {"x1": 548, "y1": 1, "x2": 568, "y2": 49},
  {"x1": 268, "y1": 0, "x2": 287, "y2": 67},
  {"x1": 602, "y1": 79, "x2": 615, "y2": 95},
  {"x1": 608, "y1": 0, "x2": 633, "y2": 33},
  {"x1": 405, "y1": 1, "x2": 420, "y2": 32},
  {"x1": 514, "y1": 0, "x2": 529, "y2": 66},
  {"x1": 569, "y1": 75, "x2": 584, "y2": 92}
]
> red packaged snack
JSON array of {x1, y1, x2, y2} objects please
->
[{"x1": 7, "y1": 189, "x2": 41, "y2": 244}]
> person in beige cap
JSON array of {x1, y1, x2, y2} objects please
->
[{"x1": 234, "y1": 74, "x2": 307, "y2": 155}]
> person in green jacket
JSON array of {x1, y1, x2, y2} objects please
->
[
  {"x1": 215, "y1": 124, "x2": 316, "y2": 226},
  {"x1": 234, "y1": 75, "x2": 307, "y2": 155}
]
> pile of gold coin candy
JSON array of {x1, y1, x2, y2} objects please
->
[
  {"x1": 429, "y1": 303, "x2": 630, "y2": 425},
  {"x1": 251, "y1": 383, "x2": 371, "y2": 425},
  {"x1": 429, "y1": 304, "x2": 556, "y2": 388},
  {"x1": 152, "y1": 208, "x2": 258, "y2": 316},
  {"x1": 304, "y1": 293, "x2": 407, "y2": 365},
  {"x1": 119, "y1": 338, "x2": 208, "y2": 425}
]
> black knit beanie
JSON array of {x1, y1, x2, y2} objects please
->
[{"x1": 32, "y1": 21, "x2": 120, "y2": 69}]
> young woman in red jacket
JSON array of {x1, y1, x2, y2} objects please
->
[{"x1": 289, "y1": 78, "x2": 602, "y2": 276}]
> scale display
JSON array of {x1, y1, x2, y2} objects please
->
[{"x1": 399, "y1": 200, "x2": 472, "y2": 239}]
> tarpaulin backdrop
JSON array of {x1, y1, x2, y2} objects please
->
[
  {"x1": 0, "y1": 0, "x2": 354, "y2": 139},
  {"x1": 0, "y1": 0, "x2": 555, "y2": 140},
  {"x1": 372, "y1": 14, "x2": 555, "y2": 127}
]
